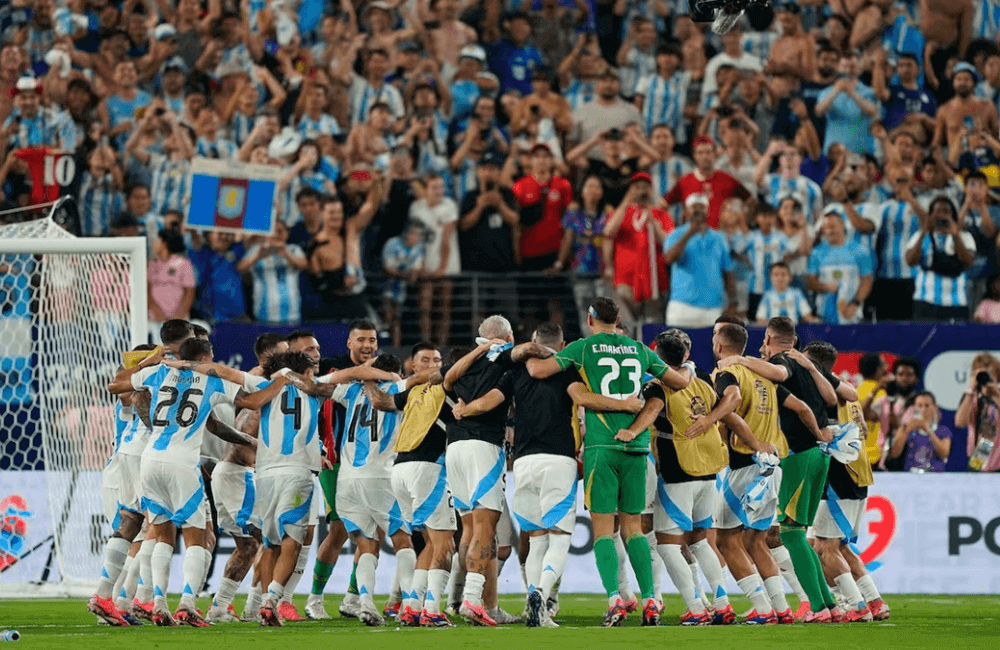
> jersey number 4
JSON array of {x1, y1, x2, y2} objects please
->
[
  {"x1": 152, "y1": 387, "x2": 203, "y2": 428},
  {"x1": 346, "y1": 404, "x2": 379, "y2": 443},
  {"x1": 597, "y1": 358, "x2": 643, "y2": 399}
]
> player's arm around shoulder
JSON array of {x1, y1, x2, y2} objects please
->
[
  {"x1": 527, "y1": 338, "x2": 578, "y2": 379},
  {"x1": 234, "y1": 374, "x2": 289, "y2": 411},
  {"x1": 615, "y1": 390, "x2": 663, "y2": 443},
  {"x1": 108, "y1": 346, "x2": 166, "y2": 393},
  {"x1": 567, "y1": 382, "x2": 643, "y2": 413}
]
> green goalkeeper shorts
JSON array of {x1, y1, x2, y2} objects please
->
[
  {"x1": 583, "y1": 447, "x2": 647, "y2": 515},
  {"x1": 318, "y1": 465, "x2": 340, "y2": 522},
  {"x1": 777, "y1": 447, "x2": 830, "y2": 526}
]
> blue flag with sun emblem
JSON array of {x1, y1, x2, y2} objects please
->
[{"x1": 186, "y1": 158, "x2": 281, "y2": 235}]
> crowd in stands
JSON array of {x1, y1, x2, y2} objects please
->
[{"x1": 5, "y1": 0, "x2": 1000, "y2": 343}]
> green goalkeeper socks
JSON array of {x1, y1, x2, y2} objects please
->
[
  {"x1": 347, "y1": 561, "x2": 359, "y2": 596},
  {"x1": 312, "y1": 560, "x2": 334, "y2": 596},
  {"x1": 780, "y1": 525, "x2": 829, "y2": 612},
  {"x1": 593, "y1": 535, "x2": 620, "y2": 598},
  {"x1": 625, "y1": 533, "x2": 655, "y2": 601}
]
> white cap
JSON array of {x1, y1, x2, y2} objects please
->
[
  {"x1": 363, "y1": 0, "x2": 393, "y2": 16},
  {"x1": 268, "y1": 127, "x2": 303, "y2": 160},
  {"x1": 459, "y1": 44, "x2": 487, "y2": 63},
  {"x1": 154, "y1": 23, "x2": 177, "y2": 40},
  {"x1": 685, "y1": 193, "x2": 709, "y2": 208}
]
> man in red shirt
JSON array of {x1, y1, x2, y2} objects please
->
[
  {"x1": 603, "y1": 171, "x2": 674, "y2": 335},
  {"x1": 663, "y1": 135, "x2": 751, "y2": 229}
]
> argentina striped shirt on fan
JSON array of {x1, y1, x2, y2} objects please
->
[
  {"x1": 244, "y1": 242, "x2": 305, "y2": 324},
  {"x1": 333, "y1": 379, "x2": 408, "y2": 478},
  {"x1": 636, "y1": 73, "x2": 687, "y2": 135},
  {"x1": 78, "y1": 172, "x2": 124, "y2": 236},
  {"x1": 875, "y1": 198, "x2": 922, "y2": 279},
  {"x1": 761, "y1": 173, "x2": 823, "y2": 225},
  {"x1": 907, "y1": 229, "x2": 977, "y2": 308},
  {"x1": 148, "y1": 153, "x2": 191, "y2": 216}
]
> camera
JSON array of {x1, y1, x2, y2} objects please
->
[
  {"x1": 976, "y1": 371, "x2": 992, "y2": 388},
  {"x1": 884, "y1": 380, "x2": 899, "y2": 397},
  {"x1": 606, "y1": 128, "x2": 623, "y2": 141},
  {"x1": 936, "y1": 218, "x2": 951, "y2": 229}
]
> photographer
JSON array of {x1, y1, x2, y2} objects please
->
[
  {"x1": 954, "y1": 353, "x2": 1000, "y2": 472},
  {"x1": 888, "y1": 391, "x2": 953, "y2": 473},
  {"x1": 904, "y1": 196, "x2": 976, "y2": 322}
]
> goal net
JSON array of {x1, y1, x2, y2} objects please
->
[{"x1": 0, "y1": 201, "x2": 147, "y2": 597}]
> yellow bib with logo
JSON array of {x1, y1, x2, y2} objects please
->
[
  {"x1": 712, "y1": 364, "x2": 789, "y2": 458},
  {"x1": 665, "y1": 377, "x2": 728, "y2": 476},
  {"x1": 394, "y1": 383, "x2": 447, "y2": 453},
  {"x1": 838, "y1": 399, "x2": 874, "y2": 488}
]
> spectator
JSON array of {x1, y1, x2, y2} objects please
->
[
  {"x1": 777, "y1": 195, "x2": 812, "y2": 287},
  {"x1": 904, "y1": 196, "x2": 977, "y2": 321},
  {"x1": 807, "y1": 211, "x2": 874, "y2": 324},
  {"x1": 872, "y1": 50, "x2": 936, "y2": 133},
  {"x1": 99, "y1": 60, "x2": 152, "y2": 150},
  {"x1": 647, "y1": 124, "x2": 690, "y2": 221},
  {"x1": 77, "y1": 145, "x2": 125, "y2": 237},
  {"x1": 974, "y1": 273, "x2": 1000, "y2": 322},
  {"x1": 635, "y1": 43, "x2": 686, "y2": 137},
  {"x1": 755, "y1": 139, "x2": 824, "y2": 226},
  {"x1": 889, "y1": 391, "x2": 953, "y2": 473},
  {"x1": 662, "y1": 193, "x2": 736, "y2": 327},
  {"x1": 872, "y1": 355, "x2": 923, "y2": 471},
  {"x1": 508, "y1": 66, "x2": 573, "y2": 145},
  {"x1": 513, "y1": 143, "x2": 573, "y2": 270},
  {"x1": 569, "y1": 67, "x2": 641, "y2": 158},
  {"x1": 409, "y1": 172, "x2": 460, "y2": 344},
  {"x1": 238, "y1": 220, "x2": 308, "y2": 325},
  {"x1": 428, "y1": 0, "x2": 479, "y2": 72},
  {"x1": 458, "y1": 153, "x2": 519, "y2": 273},
  {"x1": 954, "y1": 352, "x2": 1000, "y2": 471},
  {"x1": 603, "y1": 171, "x2": 673, "y2": 334},
  {"x1": 557, "y1": 33, "x2": 601, "y2": 111},
  {"x1": 663, "y1": 135, "x2": 752, "y2": 229},
  {"x1": 553, "y1": 174, "x2": 611, "y2": 331},
  {"x1": 483, "y1": 10, "x2": 543, "y2": 96},
  {"x1": 288, "y1": 187, "x2": 324, "y2": 248},
  {"x1": 741, "y1": 204, "x2": 793, "y2": 320},
  {"x1": 816, "y1": 51, "x2": 879, "y2": 155},
  {"x1": 381, "y1": 220, "x2": 425, "y2": 347},
  {"x1": 961, "y1": 173, "x2": 1000, "y2": 280},
  {"x1": 295, "y1": 81, "x2": 342, "y2": 141},
  {"x1": 616, "y1": 16, "x2": 658, "y2": 100},
  {"x1": 858, "y1": 352, "x2": 890, "y2": 466},
  {"x1": 933, "y1": 63, "x2": 999, "y2": 166},
  {"x1": 346, "y1": 48, "x2": 406, "y2": 126},
  {"x1": 309, "y1": 196, "x2": 367, "y2": 321},
  {"x1": 125, "y1": 107, "x2": 194, "y2": 218},
  {"x1": 714, "y1": 116, "x2": 760, "y2": 195},
  {"x1": 756, "y1": 261, "x2": 815, "y2": 325},
  {"x1": 188, "y1": 230, "x2": 248, "y2": 323},
  {"x1": 566, "y1": 127, "x2": 644, "y2": 208},
  {"x1": 345, "y1": 102, "x2": 396, "y2": 170},
  {"x1": 702, "y1": 24, "x2": 762, "y2": 106},
  {"x1": 764, "y1": 4, "x2": 815, "y2": 83},
  {"x1": 872, "y1": 169, "x2": 924, "y2": 321},
  {"x1": 148, "y1": 228, "x2": 195, "y2": 341},
  {"x1": 450, "y1": 45, "x2": 487, "y2": 121},
  {"x1": 528, "y1": 0, "x2": 590, "y2": 68}
]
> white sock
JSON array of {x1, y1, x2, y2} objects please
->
[
  {"x1": 771, "y1": 545, "x2": 809, "y2": 604},
  {"x1": 764, "y1": 575, "x2": 790, "y2": 613},
  {"x1": 118, "y1": 553, "x2": 140, "y2": 609},
  {"x1": 395, "y1": 548, "x2": 417, "y2": 610},
  {"x1": 135, "y1": 538, "x2": 155, "y2": 603},
  {"x1": 389, "y1": 558, "x2": 402, "y2": 602},
  {"x1": 266, "y1": 580, "x2": 284, "y2": 605},
  {"x1": 410, "y1": 568, "x2": 428, "y2": 611},
  {"x1": 834, "y1": 572, "x2": 866, "y2": 611},
  {"x1": 447, "y1": 553, "x2": 465, "y2": 604},
  {"x1": 214, "y1": 577, "x2": 240, "y2": 609},
  {"x1": 686, "y1": 554, "x2": 709, "y2": 607},
  {"x1": 612, "y1": 532, "x2": 634, "y2": 601},
  {"x1": 462, "y1": 572, "x2": 486, "y2": 607},
  {"x1": 658, "y1": 543, "x2": 704, "y2": 613},
  {"x1": 538, "y1": 533, "x2": 571, "y2": 602},
  {"x1": 689, "y1": 539, "x2": 729, "y2": 608},
  {"x1": 357, "y1": 553, "x2": 378, "y2": 606},
  {"x1": 526, "y1": 534, "x2": 549, "y2": 593},
  {"x1": 426, "y1": 568, "x2": 449, "y2": 614},
  {"x1": 97, "y1": 537, "x2": 130, "y2": 599},
  {"x1": 180, "y1": 545, "x2": 207, "y2": 608},
  {"x1": 151, "y1": 542, "x2": 173, "y2": 608},
  {"x1": 737, "y1": 573, "x2": 772, "y2": 614},
  {"x1": 519, "y1": 563, "x2": 528, "y2": 592},
  {"x1": 111, "y1": 552, "x2": 132, "y2": 606},
  {"x1": 281, "y1": 545, "x2": 310, "y2": 603},
  {"x1": 244, "y1": 583, "x2": 262, "y2": 615},
  {"x1": 856, "y1": 574, "x2": 882, "y2": 603},
  {"x1": 646, "y1": 532, "x2": 663, "y2": 601}
]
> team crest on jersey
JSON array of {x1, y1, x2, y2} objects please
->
[{"x1": 690, "y1": 395, "x2": 708, "y2": 417}]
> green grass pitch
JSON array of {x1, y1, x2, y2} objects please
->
[{"x1": 4, "y1": 595, "x2": 999, "y2": 649}]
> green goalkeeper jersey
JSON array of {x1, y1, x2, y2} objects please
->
[{"x1": 554, "y1": 332, "x2": 668, "y2": 453}]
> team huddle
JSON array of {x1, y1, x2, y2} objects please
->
[{"x1": 89, "y1": 298, "x2": 890, "y2": 629}]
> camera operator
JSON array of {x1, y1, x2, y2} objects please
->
[
  {"x1": 888, "y1": 391, "x2": 953, "y2": 473},
  {"x1": 863, "y1": 357, "x2": 922, "y2": 471},
  {"x1": 954, "y1": 353, "x2": 1000, "y2": 472},
  {"x1": 904, "y1": 196, "x2": 976, "y2": 322}
]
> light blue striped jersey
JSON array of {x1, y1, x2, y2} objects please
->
[
  {"x1": 78, "y1": 171, "x2": 123, "y2": 237},
  {"x1": 334, "y1": 380, "x2": 408, "y2": 479},
  {"x1": 148, "y1": 152, "x2": 191, "y2": 216},
  {"x1": 807, "y1": 241, "x2": 873, "y2": 324},
  {"x1": 973, "y1": 0, "x2": 1000, "y2": 40},
  {"x1": 743, "y1": 229, "x2": 791, "y2": 295},
  {"x1": 131, "y1": 365, "x2": 243, "y2": 468},
  {"x1": 875, "y1": 199, "x2": 922, "y2": 279},
  {"x1": 822, "y1": 202, "x2": 882, "y2": 268},
  {"x1": 245, "y1": 243, "x2": 304, "y2": 324},
  {"x1": 246, "y1": 375, "x2": 324, "y2": 475},
  {"x1": 114, "y1": 401, "x2": 151, "y2": 458},
  {"x1": 196, "y1": 137, "x2": 239, "y2": 160},
  {"x1": 295, "y1": 112, "x2": 342, "y2": 139},
  {"x1": 908, "y1": 230, "x2": 977, "y2": 308},
  {"x1": 349, "y1": 77, "x2": 405, "y2": 125},
  {"x1": 763, "y1": 174, "x2": 823, "y2": 226},
  {"x1": 565, "y1": 77, "x2": 596, "y2": 111},
  {"x1": 757, "y1": 287, "x2": 812, "y2": 324},
  {"x1": 621, "y1": 46, "x2": 658, "y2": 98},
  {"x1": 650, "y1": 155, "x2": 691, "y2": 223},
  {"x1": 105, "y1": 90, "x2": 152, "y2": 149},
  {"x1": 636, "y1": 72, "x2": 687, "y2": 135}
]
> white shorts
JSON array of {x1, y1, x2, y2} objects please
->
[
  {"x1": 714, "y1": 467, "x2": 729, "y2": 525},
  {"x1": 212, "y1": 461, "x2": 257, "y2": 537},
  {"x1": 391, "y1": 461, "x2": 456, "y2": 532},
  {"x1": 716, "y1": 464, "x2": 783, "y2": 531},
  {"x1": 255, "y1": 470, "x2": 314, "y2": 547},
  {"x1": 102, "y1": 459, "x2": 121, "y2": 526},
  {"x1": 140, "y1": 457, "x2": 207, "y2": 529},
  {"x1": 445, "y1": 439, "x2": 506, "y2": 514},
  {"x1": 337, "y1": 476, "x2": 409, "y2": 540},
  {"x1": 115, "y1": 454, "x2": 144, "y2": 516},
  {"x1": 496, "y1": 492, "x2": 517, "y2": 548},
  {"x1": 654, "y1": 478, "x2": 717, "y2": 535},
  {"x1": 813, "y1": 496, "x2": 866, "y2": 543},
  {"x1": 642, "y1": 453, "x2": 657, "y2": 516},
  {"x1": 512, "y1": 454, "x2": 578, "y2": 534}
]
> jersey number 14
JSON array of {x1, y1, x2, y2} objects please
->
[{"x1": 347, "y1": 404, "x2": 379, "y2": 443}]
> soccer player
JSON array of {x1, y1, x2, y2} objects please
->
[
  {"x1": 525, "y1": 298, "x2": 692, "y2": 627},
  {"x1": 442, "y1": 315, "x2": 549, "y2": 626},
  {"x1": 89, "y1": 344, "x2": 158, "y2": 627},
  {"x1": 717, "y1": 316, "x2": 858, "y2": 622},
  {"x1": 803, "y1": 342, "x2": 890, "y2": 622},
  {"x1": 158, "y1": 318, "x2": 195, "y2": 359},
  {"x1": 249, "y1": 333, "x2": 289, "y2": 376},
  {"x1": 365, "y1": 343, "x2": 458, "y2": 628},
  {"x1": 107, "y1": 338, "x2": 272, "y2": 627},
  {"x1": 452, "y1": 324, "x2": 644, "y2": 628},
  {"x1": 712, "y1": 324, "x2": 833, "y2": 624}
]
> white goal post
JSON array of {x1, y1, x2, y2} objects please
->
[{"x1": 0, "y1": 205, "x2": 147, "y2": 597}]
